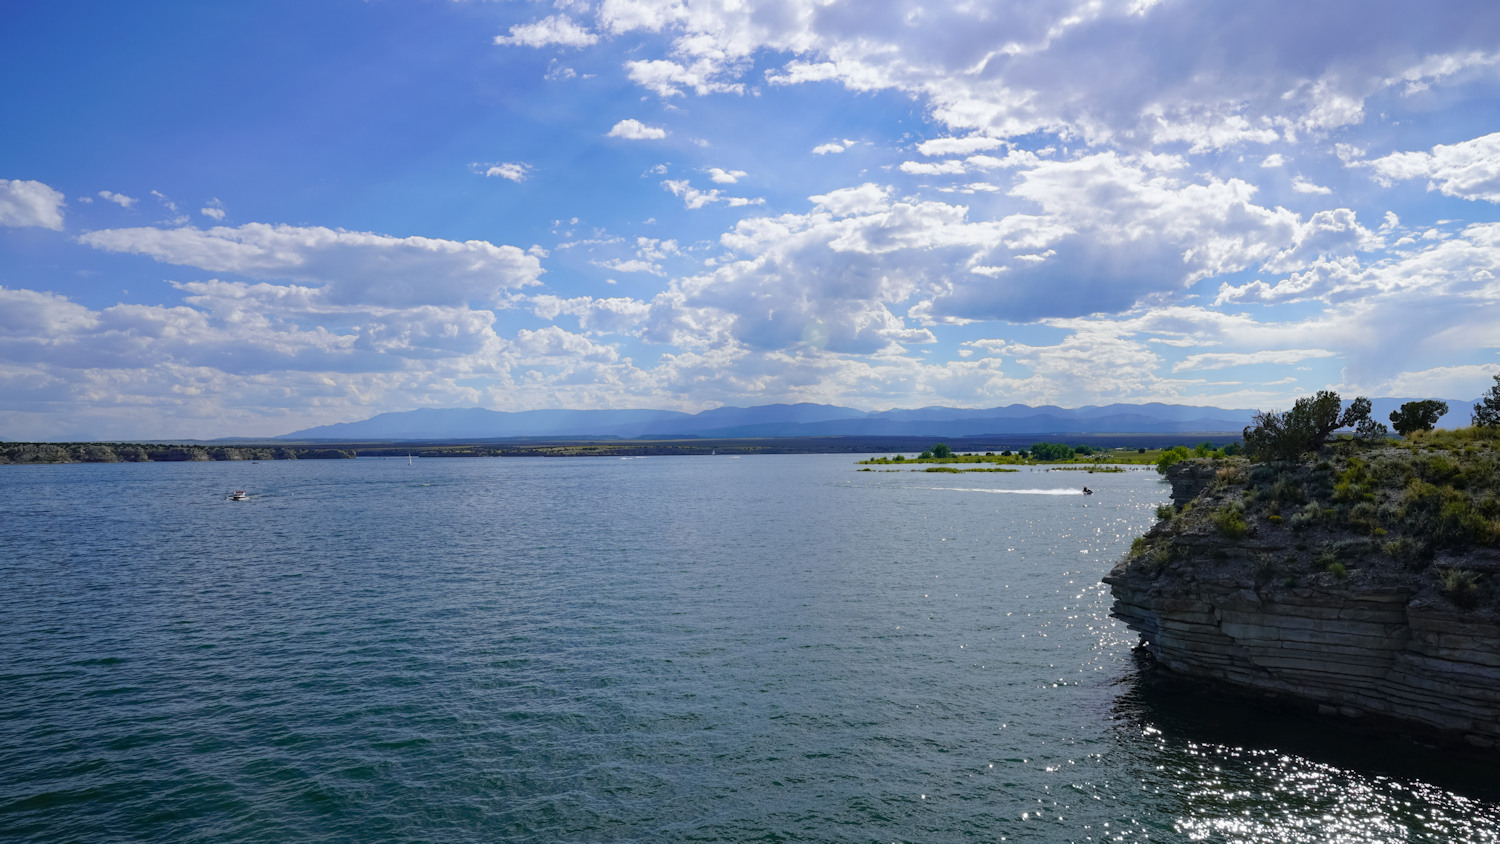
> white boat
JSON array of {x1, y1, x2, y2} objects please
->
[{"x1": 228, "y1": 490, "x2": 248, "y2": 501}]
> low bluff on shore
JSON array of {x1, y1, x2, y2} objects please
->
[{"x1": 1104, "y1": 442, "x2": 1500, "y2": 751}]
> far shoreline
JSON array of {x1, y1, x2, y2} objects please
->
[{"x1": 1, "y1": 434, "x2": 1243, "y2": 465}]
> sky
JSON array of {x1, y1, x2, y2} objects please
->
[{"x1": 3, "y1": 0, "x2": 1500, "y2": 440}]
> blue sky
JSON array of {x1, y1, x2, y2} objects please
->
[{"x1": 3, "y1": 0, "x2": 1500, "y2": 439}]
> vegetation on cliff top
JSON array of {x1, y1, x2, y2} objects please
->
[{"x1": 1123, "y1": 421, "x2": 1500, "y2": 612}]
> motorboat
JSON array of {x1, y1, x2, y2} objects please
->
[{"x1": 228, "y1": 490, "x2": 248, "y2": 501}]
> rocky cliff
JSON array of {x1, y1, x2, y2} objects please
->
[{"x1": 1105, "y1": 442, "x2": 1500, "y2": 750}]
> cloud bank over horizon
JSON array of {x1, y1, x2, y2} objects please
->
[{"x1": 3, "y1": 1, "x2": 1500, "y2": 439}]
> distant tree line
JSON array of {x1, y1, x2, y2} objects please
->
[{"x1": 0, "y1": 443, "x2": 356, "y2": 465}]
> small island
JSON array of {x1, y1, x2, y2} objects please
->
[
  {"x1": 1106, "y1": 388, "x2": 1500, "y2": 750},
  {"x1": 857, "y1": 440, "x2": 1216, "y2": 472}
]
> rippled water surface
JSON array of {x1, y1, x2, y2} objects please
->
[{"x1": 2, "y1": 455, "x2": 1497, "y2": 842}]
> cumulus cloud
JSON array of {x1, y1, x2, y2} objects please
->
[
  {"x1": 531, "y1": 294, "x2": 652, "y2": 333},
  {"x1": 812, "y1": 139, "x2": 855, "y2": 155},
  {"x1": 626, "y1": 58, "x2": 746, "y2": 97},
  {"x1": 593, "y1": 258, "x2": 662, "y2": 275},
  {"x1": 556, "y1": 0, "x2": 1500, "y2": 152},
  {"x1": 495, "y1": 15, "x2": 598, "y2": 48},
  {"x1": 1217, "y1": 219, "x2": 1497, "y2": 306},
  {"x1": 607, "y1": 118, "x2": 668, "y2": 140},
  {"x1": 78, "y1": 223, "x2": 544, "y2": 307},
  {"x1": 661, "y1": 179, "x2": 763, "y2": 209},
  {"x1": 0, "y1": 179, "x2": 66, "y2": 230},
  {"x1": 635, "y1": 147, "x2": 1406, "y2": 364},
  {"x1": 706, "y1": 167, "x2": 746, "y2": 184},
  {"x1": 899, "y1": 159, "x2": 967, "y2": 176},
  {"x1": 917, "y1": 136, "x2": 1006, "y2": 157},
  {"x1": 475, "y1": 161, "x2": 533, "y2": 182},
  {"x1": 1362, "y1": 131, "x2": 1500, "y2": 202},
  {"x1": 1291, "y1": 177, "x2": 1332, "y2": 194},
  {"x1": 98, "y1": 190, "x2": 137, "y2": 208}
]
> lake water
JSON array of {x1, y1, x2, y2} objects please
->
[{"x1": 2, "y1": 455, "x2": 1497, "y2": 842}]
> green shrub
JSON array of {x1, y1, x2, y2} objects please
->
[
  {"x1": 1271, "y1": 477, "x2": 1305, "y2": 504},
  {"x1": 1348, "y1": 501, "x2": 1380, "y2": 534},
  {"x1": 1435, "y1": 499, "x2": 1492, "y2": 547},
  {"x1": 1415, "y1": 454, "x2": 1460, "y2": 485},
  {"x1": 1383, "y1": 536, "x2": 1431, "y2": 570},
  {"x1": 1313, "y1": 547, "x2": 1339, "y2": 570},
  {"x1": 1213, "y1": 504, "x2": 1250, "y2": 539},
  {"x1": 1156, "y1": 446, "x2": 1192, "y2": 474},
  {"x1": 1440, "y1": 568, "x2": 1481, "y2": 607},
  {"x1": 1326, "y1": 561, "x2": 1349, "y2": 578},
  {"x1": 1156, "y1": 503, "x2": 1176, "y2": 520},
  {"x1": 1370, "y1": 455, "x2": 1414, "y2": 487},
  {"x1": 1289, "y1": 503, "x2": 1321, "y2": 532}
]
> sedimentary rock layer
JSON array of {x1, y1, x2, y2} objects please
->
[{"x1": 1105, "y1": 457, "x2": 1500, "y2": 750}]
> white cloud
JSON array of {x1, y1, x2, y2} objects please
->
[
  {"x1": 200, "y1": 207, "x2": 226, "y2": 221},
  {"x1": 1173, "y1": 348, "x2": 1337, "y2": 372},
  {"x1": 1291, "y1": 176, "x2": 1332, "y2": 194},
  {"x1": 0, "y1": 179, "x2": 65, "y2": 230},
  {"x1": 607, "y1": 118, "x2": 668, "y2": 140},
  {"x1": 1362, "y1": 131, "x2": 1500, "y2": 203},
  {"x1": 812, "y1": 139, "x2": 854, "y2": 155},
  {"x1": 1383, "y1": 49, "x2": 1500, "y2": 96},
  {"x1": 706, "y1": 167, "x2": 746, "y2": 184},
  {"x1": 809, "y1": 183, "x2": 890, "y2": 217},
  {"x1": 592, "y1": 257, "x2": 662, "y2": 275},
  {"x1": 531, "y1": 294, "x2": 652, "y2": 333},
  {"x1": 1217, "y1": 219, "x2": 1498, "y2": 306},
  {"x1": 661, "y1": 179, "x2": 763, "y2": 209},
  {"x1": 79, "y1": 223, "x2": 544, "y2": 307},
  {"x1": 98, "y1": 190, "x2": 137, "y2": 208},
  {"x1": 579, "y1": 1, "x2": 1500, "y2": 157},
  {"x1": 1261, "y1": 153, "x2": 1286, "y2": 168},
  {"x1": 477, "y1": 162, "x2": 533, "y2": 182},
  {"x1": 626, "y1": 58, "x2": 746, "y2": 97},
  {"x1": 1380, "y1": 364, "x2": 1500, "y2": 402},
  {"x1": 494, "y1": 15, "x2": 598, "y2": 48},
  {"x1": 917, "y1": 136, "x2": 1007, "y2": 157},
  {"x1": 899, "y1": 159, "x2": 967, "y2": 176}
]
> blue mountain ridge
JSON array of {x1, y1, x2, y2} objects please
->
[{"x1": 276, "y1": 398, "x2": 1475, "y2": 441}]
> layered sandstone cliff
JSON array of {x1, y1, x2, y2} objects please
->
[{"x1": 1105, "y1": 447, "x2": 1500, "y2": 749}]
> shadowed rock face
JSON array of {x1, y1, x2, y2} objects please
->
[{"x1": 1105, "y1": 454, "x2": 1500, "y2": 751}]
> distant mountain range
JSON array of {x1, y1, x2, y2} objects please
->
[{"x1": 276, "y1": 397, "x2": 1475, "y2": 441}]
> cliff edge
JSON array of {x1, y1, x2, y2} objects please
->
[{"x1": 1105, "y1": 438, "x2": 1500, "y2": 750}]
